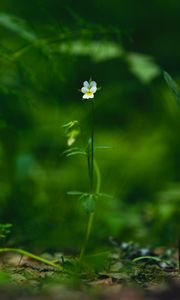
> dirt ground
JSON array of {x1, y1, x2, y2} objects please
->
[{"x1": 0, "y1": 250, "x2": 179, "y2": 300}]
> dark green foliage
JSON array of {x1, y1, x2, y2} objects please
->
[
  {"x1": 0, "y1": 224, "x2": 12, "y2": 240},
  {"x1": 0, "y1": 13, "x2": 37, "y2": 42},
  {"x1": 0, "y1": 0, "x2": 179, "y2": 253}
]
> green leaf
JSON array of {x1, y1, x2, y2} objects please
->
[
  {"x1": 133, "y1": 256, "x2": 162, "y2": 263},
  {"x1": 63, "y1": 147, "x2": 80, "y2": 153},
  {"x1": 58, "y1": 40, "x2": 123, "y2": 62},
  {"x1": 163, "y1": 71, "x2": 180, "y2": 106},
  {"x1": 127, "y1": 52, "x2": 160, "y2": 83},
  {"x1": 98, "y1": 193, "x2": 113, "y2": 199},
  {"x1": 63, "y1": 147, "x2": 86, "y2": 157},
  {"x1": 62, "y1": 120, "x2": 79, "y2": 128},
  {"x1": 0, "y1": 13, "x2": 37, "y2": 42},
  {"x1": 66, "y1": 151, "x2": 86, "y2": 157},
  {"x1": 80, "y1": 194, "x2": 97, "y2": 213},
  {"x1": 95, "y1": 146, "x2": 112, "y2": 150},
  {"x1": 67, "y1": 191, "x2": 84, "y2": 196},
  {"x1": 0, "y1": 223, "x2": 12, "y2": 240}
]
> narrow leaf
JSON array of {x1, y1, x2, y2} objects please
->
[
  {"x1": 0, "y1": 13, "x2": 37, "y2": 42},
  {"x1": 95, "y1": 146, "x2": 112, "y2": 150},
  {"x1": 66, "y1": 151, "x2": 86, "y2": 157},
  {"x1": 63, "y1": 147, "x2": 80, "y2": 153},
  {"x1": 163, "y1": 71, "x2": 180, "y2": 106},
  {"x1": 67, "y1": 191, "x2": 83, "y2": 196},
  {"x1": 98, "y1": 193, "x2": 113, "y2": 199},
  {"x1": 133, "y1": 256, "x2": 162, "y2": 263}
]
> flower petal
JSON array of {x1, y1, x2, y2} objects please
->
[
  {"x1": 90, "y1": 86, "x2": 97, "y2": 93},
  {"x1": 81, "y1": 87, "x2": 88, "y2": 93},
  {"x1": 90, "y1": 81, "x2": 97, "y2": 87},
  {"x1": 83, "y1": 94, "x2": 89, "y2": 99},
  {"x1": 83, "y1": 81, "x2": 89, "y2": 87}
]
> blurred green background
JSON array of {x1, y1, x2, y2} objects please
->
[{"x1": 0, "y1": 0, "x2": 179, "y2": 253}]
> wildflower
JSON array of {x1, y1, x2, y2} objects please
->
[{"x1": 81, "y1": 80, "x2": 97, "y2": 99}]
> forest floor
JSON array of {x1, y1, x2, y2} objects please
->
[{"x1": 0, "y1": 242, "x2": 179, "y2": 300}]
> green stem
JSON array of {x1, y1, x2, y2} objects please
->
[
  {"x1": 79, "y1": 160, "x2": 101, "y2": 260},
  {"x1": 90, "y1": 101, "x2": 94, "y2": 192},
  {"x1": 94, "y1": 158, "x2": 101, "y2": 194},
  {"x1": 80, "y1": 101, "x2": 96, "y2": 261},
  {"x1": 79, "y1": 212, "x2": 94, "y2": 260},
  {"x1": 87, "y1": 153, "x2": 91, "y2": 192},
  {"x1": 0, "y1": 248, "x2": 63, "y2": 271}
]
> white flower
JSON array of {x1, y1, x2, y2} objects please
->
[{"x1": 81, "y1": 80, "x2": 97, "y2": 99}]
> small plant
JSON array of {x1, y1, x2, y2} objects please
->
[
  {"x1": 64, "y1": 79, "x2": 112, "y2": 260},
  {"x1": 0, "y1": 79, "x2": 110, "y2": 272},
  {"x1": 0, "y1": 224, "x2": 12, "y2": 242}
]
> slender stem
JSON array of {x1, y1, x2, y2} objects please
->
[
  {"x1": 87, "y1": 151, "x2": 91, "y2": 192},
  {"x1": 90, "y1": 101, "x2": 94, "y2": 192},
  {"x1": 94, "y1": 158, "x2": 101, "y2": 194},
  {"x1": 80, "y1": 101, "x2": 95, "y2": 260},
  {"x1": 0, "y1": 248, "x2": 63, "y2": 270},
  {"x1": 79, "y1": 213, "x2": 94, "y2": 260},
  {"x1": 79, "y1": 159, "x2": 101, "y2": 260}
]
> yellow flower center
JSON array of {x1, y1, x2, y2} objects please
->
[{"x1": 86, "y1": 90, "x2": 93, "y2": 96}]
